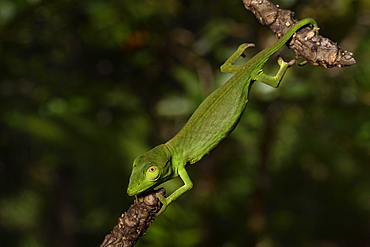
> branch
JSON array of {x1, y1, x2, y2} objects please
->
[
  {"x1": 243, "y1": 0, "x2": 356, "y2": 68},
  {"x1": 100, "y1": 189, "x2": 165, "y2": 247}
]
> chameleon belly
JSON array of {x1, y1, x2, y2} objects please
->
[{"x1": 166, "y1": 73, "x2": 252, "y2": 164}]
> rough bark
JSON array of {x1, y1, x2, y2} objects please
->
[
  {"x1": 243, "y1": 0, "x2": 356, "y2": 68},
  {"x1": 100, "y1": 189, "x2": 165, "y2": 247}
]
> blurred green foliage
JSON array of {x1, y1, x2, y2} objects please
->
[{"x1": 0, "y1": 0, "x2": 369, "y2": 246}]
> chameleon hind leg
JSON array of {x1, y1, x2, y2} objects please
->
[
  {"x1": 220, "y1": 43, "x2": 255, "y2": 74},
  {"x1": 255, "y1": 55, "x2": 296, "y2": 88}
]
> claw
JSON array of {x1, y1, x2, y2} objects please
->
[
  {"x1": 287, "y1": 59, "x2": 296, "y2": 67},
  {"x1": 277, "y1": 54, "x2": 296, "y2": 67},
  {"x1": 239, "y1": 43, "x2": 255, "y2": 58}
]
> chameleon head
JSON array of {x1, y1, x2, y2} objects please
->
[{"x1": 127, "y1": 144, "x2": 173, "y2": 196}]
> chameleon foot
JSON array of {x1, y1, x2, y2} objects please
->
[
  {"x1": 277, "y1": 54, "x2": 296, "y2": 67},
  {"x1": 156, "y1": 193, "x2": 168, "y2": 215},
  {"x1": 239, "y1": 43, "x2": 255, "y2": 58}
]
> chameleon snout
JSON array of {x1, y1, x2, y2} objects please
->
[
  {"x1": 127, "y1": 180, "x2": 139, "y2": 196},
  {"x1": 127, "y1": 187, "x2": 134, "y2": 196}
]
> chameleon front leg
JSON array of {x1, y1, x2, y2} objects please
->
[
  {"x1": 156, "y1": 165, "x2": 193, "y2": 215},
  {"x1": 255, "y1": 56, "x2": 296, "y2": 88},
  {"x1": 221, "y1": 43, "x2": 255, "y2": 73}
]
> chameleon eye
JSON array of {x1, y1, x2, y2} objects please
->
[{"x1": 146, "y1": 166, "x2": 160, "y2": 181}]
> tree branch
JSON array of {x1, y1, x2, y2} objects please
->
[{"x1": 243, "y1": 0, "x2": 356, "y2": 68}]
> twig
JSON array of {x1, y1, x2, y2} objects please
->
[
  {"x1": 243, "y1": 0, "x2": 356, "y2": 68},
  {"x1": 100, "y1": 189, "x2": 165, "y2": 247}
]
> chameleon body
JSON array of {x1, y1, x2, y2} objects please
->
[{"x1": 127, "y1": 18, "x2": 318, "y2": 214}]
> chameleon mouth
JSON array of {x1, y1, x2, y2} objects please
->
[
  {"x1": 127, "y1": 180, "x2": 141, "y2": 196},
  {"x1": 127, "y1": 181, "x2": 157, "y2": 196},
  {"x1": 127, "y1": 187, "x2": 135, "y2": 196}
]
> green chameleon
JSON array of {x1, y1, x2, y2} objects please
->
[{"x1": 127, "y1": 18, "x2": 318, "y2": 214}]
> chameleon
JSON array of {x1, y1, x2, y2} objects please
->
[{"x1": 127, "y1": 18, "x2": 318, "y2": 214}]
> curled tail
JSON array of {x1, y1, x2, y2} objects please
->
[
  {"x1": 279, "y1": 18, "x2": 319, "y2": 45},
  {"x1": 250, "y1": 18, "x2": 319, "y2": 66}
]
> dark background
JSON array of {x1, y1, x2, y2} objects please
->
[{"x1": 0, "y1": 0, "x2": 369, "y2": 246}]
